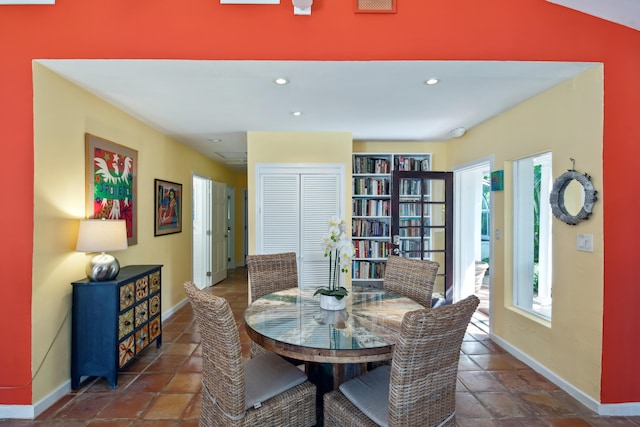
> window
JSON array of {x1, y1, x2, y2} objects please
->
[
  {"x1": 513, "y1": 152, "x2": 552, "y2": 319},
  {"x1": 481, "y1": 175, "x2": 491, "y2": 243}
]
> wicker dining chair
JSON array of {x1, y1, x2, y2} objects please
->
[
  {"x1": 246, "y1": 252, "x2": 298, "y2": 302},
  {"x1": 383, "y1": 255, "x2": 440, "y2": 308},
  {"x1": 323, "y1": 294, "x2": 480, "y2": 427},
  {"x1": 183, "y1": 282, "x2": 316, "y2": 427},
  {"x1": 246, "y1": 252, "x2": 299, "y2": 358}
]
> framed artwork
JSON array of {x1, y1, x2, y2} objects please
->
[
  {"x1": 154, "y1": 179, "x2": 182, "y2": 236},
  {"x1": 85, "y1": 133, "x2": 138, "y2": 245},
  {"x1": 491, "y1": 170, "x2": 504, "y2": 191}
]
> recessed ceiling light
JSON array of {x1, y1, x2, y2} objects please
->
[
  {"x1": 291, "y1": 111, "x2": 303, "y2": 116},
  {"x1": 208, "y1": 138, "x2": 222, "y2": 143},
  {"x1": 424, "y1": 78, "x2": 439, "y2": 85},
  {"x1": 274, "y1": 78, "x2": 289, "y2": 85}
]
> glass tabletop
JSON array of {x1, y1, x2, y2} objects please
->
[{"x1": 243, "y1": 288, "x2": 424, "y2": 355}]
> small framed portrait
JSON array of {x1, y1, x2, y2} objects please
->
[{"x1": 154, "y1": 179, "x2": 182, "y2": 236}]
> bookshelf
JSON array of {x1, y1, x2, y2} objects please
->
[{"x1": 351, "y1": 153, "x2": 431, "y2": 288}]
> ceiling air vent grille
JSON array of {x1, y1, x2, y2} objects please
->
[{"x1": 354, "y1": 0, "x2": 396, "y2": 13}]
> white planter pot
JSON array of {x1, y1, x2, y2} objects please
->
[{"x1": 319, "y1": 294, "x2": 347, "y2": 311}]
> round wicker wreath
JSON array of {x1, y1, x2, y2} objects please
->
[{"x1": 549, "y1": 170, "x2": 597, "y2": 225}]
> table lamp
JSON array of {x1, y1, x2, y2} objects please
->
[{"x1": 76, "y1": 219, "x2": 128, "y2": 281}]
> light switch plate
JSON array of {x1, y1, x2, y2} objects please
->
[{"x1": 577, "y1": 233, "x2": 593, "y2": 252}]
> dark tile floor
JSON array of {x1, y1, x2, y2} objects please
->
[{"x1": 2, "y1": 267, "x2": 640, "y2": 426}]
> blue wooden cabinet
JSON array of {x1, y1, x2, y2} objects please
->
[{"x1": 71, "y1": 265, "x2": 163, "y2": 389}]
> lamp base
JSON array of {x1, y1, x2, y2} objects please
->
[{"x1": 86, "y1": 253, "x2": 120, "y2": 281}]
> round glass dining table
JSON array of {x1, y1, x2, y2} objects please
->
[{"x1": 243, "y1": 287, "x2": 425, "y2": 365}]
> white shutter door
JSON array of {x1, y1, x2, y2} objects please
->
[
  {"x1": 259, "y1": 174, "x2": 300, "y2": 254},
  {"x1": 299, "y1": 174, "x2": 340, "y2": 288}
]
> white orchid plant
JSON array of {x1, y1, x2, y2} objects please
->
[{"x1": 314, "y1": 216, "x2": 356, "y2": 300}]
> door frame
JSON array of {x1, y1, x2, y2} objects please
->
[
  {"x1": 192, "y1": 174, "x2": 212, "y2": 289},
  {"x1": 227, "y1": 187, "x2": 236, "y2": 268},
  {"x1": 453, "y1": 156, "x2": 493, "y2": 323}
]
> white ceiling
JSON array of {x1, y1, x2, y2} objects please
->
[
  {"x1": 39, "y1": 59, "x2": 597, "y2": 172},
  {"x1": 546, "y1": 0, "x2": 640, "y2": 31}
]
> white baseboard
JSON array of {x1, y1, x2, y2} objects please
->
[
  {"x1": 0, "y1": 378, "x2": 70, "y2": 420},
  {"x1": 0, "y1": 404, "x2": 34, "y2": 420},
  {"x1": 490, "y1": 333, "x2": 640, "y2": 416},
  {"x1": 598, "y1": 401, "x2": 640, "y2": 416},
  {"x1": 0, "y1": 299, "x2": 190, "y2": 420},
  {"x1": 162, "y1": 297, "x2": 189, "y2": 322}
]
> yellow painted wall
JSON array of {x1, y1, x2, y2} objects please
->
[
  {"x1": 246, "y1": 132, "x2": 353, "y2": 255},
  {"x1": 31, "y1": 63, "x2": 242, "y2": 402},
  {"x1": 447, "y1": 66, "x2": 604, "y2": 400}
]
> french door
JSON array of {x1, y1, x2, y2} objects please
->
[{"x1": 391, "y1": 171, "x2": 454, "y2": 303}]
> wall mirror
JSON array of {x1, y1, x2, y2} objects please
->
[{"x1": 549, "y1": 170, "x2": 597, "y2": 225}]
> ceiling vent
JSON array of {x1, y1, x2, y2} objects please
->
[
  {"x1": 354, "y1": 0, "x2": 396, "y2": 13},
  {"x1": 216, "y1": 152, "x2": 247, "y2": 161}
]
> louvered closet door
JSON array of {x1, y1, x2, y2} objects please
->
[
  {"x1": 300, "y1": 174, "x2": 341, "y2": 287},
  {"x1": 258, "y1": 168, "x2": 343, "y2": 288},
  {"x1": 260, "y1": 174, "x2": 301, "y2": 255}
]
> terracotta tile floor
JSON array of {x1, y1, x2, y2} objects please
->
[{"x1": 3, "y1": 267, "x2": 640, "y2": 426}]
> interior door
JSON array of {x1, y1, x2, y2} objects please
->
[
  {"x1": 227, "y1": 187, "x2": 236, "y2": 268},
  {"x1": 211, "y1": 181, "x2": 228, "y2": 284},
  {"x1": 299, "y1": 174, "x2": 341, "y2": 287},
  {"x1": 192, "y1": 175, "x2": 212, "y2": 289},
  {"x1": 391, "y1": 171, "x2": 454, "y2": 303}
]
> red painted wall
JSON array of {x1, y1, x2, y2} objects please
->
[{"x1": 0, "y1": 0, "x2": 638, "y2": 405}]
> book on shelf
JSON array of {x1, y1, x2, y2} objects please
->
[
  {"x1": 393, "y1": 156, "x2": 430, "y2": 172},
  {"x1": 352, "y1": 219, "x2": 389, "y2": 237},
  {"x1": 351, "y1": 260, "x2": 386, "y2": 280},
  {"x1": 353, "y1": 157, "x2": 390, "y2": 174}
]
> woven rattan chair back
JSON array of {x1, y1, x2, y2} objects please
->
[
  {"x1": 183, "y1": 281, "x2": 245, "y2": 425},
  {"x1": 246, "y1": 252, "x2": 298, "y2": 302},
  {"x1": 246, "y1": 252, "x2": 299, "y2": 358},
  {"x1": 323, "y1": 294, "x2": 480, "y2": 427},
  {"x1": 383, "y1": 255, "x2": 439, "y2": 308},
  {"x1": 388, "y1": 294, "x2": 480, "y2": 426},
  {"x1": 183, "y1": 281, "x2": 317, "y2": 427}
]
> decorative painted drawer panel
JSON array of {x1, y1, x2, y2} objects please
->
[
  {"x1": 149, "y1": 317, "x2": 161, "y2": 342},
  {"x1": 118, "y1": 309, "x2": 134, "y2": 339},
  {"x1": 135, "y1": 325, "x2": 149, "y2": 352},
  {"x1": 119, "y1": 282, "x2": 134, "y2": 310},
  {"x1": 149, "y1": 294, "x2": 160, "y2": 317},
  {"x1": 150, "y1": 270, "x2": 160, "y2": 294},
  {"x1": 136, "y1": 276, "x2": 149, "y2": 300},
  {"x1": 135, "y1": 302, "x2": 149, "y2": 326},
  {"x1": 71, "y1": 265, "x2": 163, "y2": 390},
  {"x1": 119, "y1": 335, "x2": 135, "y2": 368}
]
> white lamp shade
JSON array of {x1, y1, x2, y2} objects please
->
[{"x1": 76, "y1": 219, "x2": 128, "y2": 253}]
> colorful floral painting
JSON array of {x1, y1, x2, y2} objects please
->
[{"x1": 85, "y1": 133, "x2": 138, "y2": 245}]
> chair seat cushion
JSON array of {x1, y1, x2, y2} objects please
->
[
  {"x1": 339, "y1": 364, "x2": 391, "y2": 427},
  {"x1": 244, "y1": 351, "x2": 308, "y2": 410}
]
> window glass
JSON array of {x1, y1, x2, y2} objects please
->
[{"x1": 513, "y1": 152, "x2": 552, "y2": 319}]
